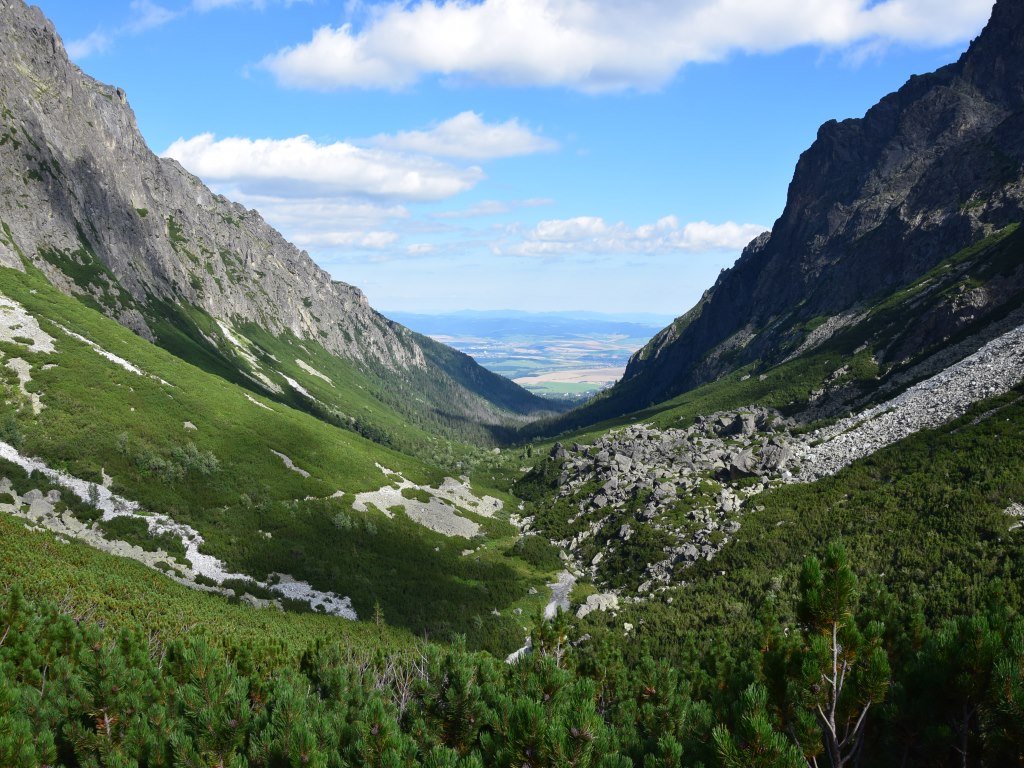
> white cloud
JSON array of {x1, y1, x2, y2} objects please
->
[
  {"x1": 125, "y1": 0, "x2": 178, "y2": 33},
  {"x1": 262, "y1": 0, "x2": 994, "y2": 92},
  {"x1": 432, "y1": 198, "x2": 553, "y2": 219},
  {"x1": 193, "y1": 0, "x2": 311, "y2": 10},
  {"x1": 291, "y1": 230, "x2": 399, "y2": 249},
  {"x1": 194, "y1": 191, "x2": 410, "y2": 255},
  {"x1": 163, "y1": 133, "x2": 484, "y2": 200},
  {"x1": 225, "y1": 194, "x2": 409, "y2": 230},
  {"x1": 370, "y1": 111, "x2": 557, "y2": 159},
  {"x1": 406, "y1": 243, "x2": 436, "y2": 255},
  {"x1": 65, "y1": 1, "x2": 177, "y2": 60},
  {"x1": 193, "y1": 0, "x2": 251, "y2": 9},
  {"x1": 66, "y1": 31, "x2": 112, "y2": 59},
  {"x1": 503, "y1": 215, "x2": 767, "y2": 257}
]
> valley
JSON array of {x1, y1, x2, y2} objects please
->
[
  {"x1": 3, "y1": 0, "x2": 1024, "y2": 765},
  {"x1": 390, "y1": 310, "x2": 669, "y2": 400}
]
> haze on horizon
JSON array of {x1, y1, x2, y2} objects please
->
[{"x1": 36, "y1": 0, "x2": 995, "y2": 315}]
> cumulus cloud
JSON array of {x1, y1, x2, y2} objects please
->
[
  {"x1": 192, "y1": 191, "x2": 411, "y2": 256},
  {"x1": 192, "y1": 0, "x2": 247, "y2": 9},
  {"x1": 225, "y1": 194, "x2": 409, "y2": 230},
  {"x1": 163, "y1": 133, "x2": 484, "y2": 200},
  {"x1": 370, "y1": 111, "x2": 557, "y2": 160},
  {"x1": 193, "y1": 0, "x2": 312, "y2": 11},
  {"x1": 160, "y1": 121, "x2": 556, "y2": 259},
  {"x1": 125, "y1": 0, "x2": 178, "y2": 33},
  {"x1": 262, "y1": 0, "x2": 994, "y2": 92},
  {"x1": 502, "y1": 215, "x2": 767, "y2": 257}
]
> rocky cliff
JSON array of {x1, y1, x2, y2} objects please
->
[
  {"x1": 574, "y1": 0, "x2": 1024, "y2": 423},
  {"x1": 0, "y1": 0, "x2": 553, "y2": 440}
]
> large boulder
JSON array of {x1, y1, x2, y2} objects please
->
[{"x1": 576, "y1": 592, "x2": 619, "y2": 619}]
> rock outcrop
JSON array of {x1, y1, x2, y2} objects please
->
[
  {"x1": 0, "y1": 0, "x2": 552, "y2": 433},
  {"x1": 532, "y1": 312, "x2": 1024, "y2": 599},
  {"x1": 563, "y1": 0, "x2": 1024, "y2": 425}
]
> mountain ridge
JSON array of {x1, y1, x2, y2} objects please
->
[
  {"x1": 557, "y1": 0, "x2": 1024, "y2": 426},
  {"x1": 0, "y1": 0, "x2": 555, "y2": 445}
]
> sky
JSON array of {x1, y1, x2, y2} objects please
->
[{"x1": 34, "y1": 0, "x2": 996, "y2": 316}]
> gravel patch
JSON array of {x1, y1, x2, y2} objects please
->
[
  {"x1": 283, "y1": 374, "x2": 315, "y2": 399},
  {"x1": 6, "y1": 357, "x2": 42, "y2": 414},
  {"x1": 217, "y1": 319, "x2": 283, "y2": 394},
  {"x1": 793, "y1": 320, "x2": 1024, "y2": 480},
  {"x1": 0, "y1": 293, "x2": 55, "y2": 352},
  {"x1": 54, "y1": 323, "x2": 170, "y2": 386},
  {"x1": 544, "y1": 570, "x2": 575, "y2": 620},
  {"x1": 0, "y1": 441, "x2": 356, "y2": 618},
  {"x1": 296, "y1": 359, "x2": 332, "y2": 384},
  {"x1": 352, "y1": 468, "x2": 500, "y2": 539},
  {"x1": 244, "y1": 393, "x2": 273, "y2": 411},
  {"x1": 271, "y1": 449, "x2": 311, "y2": 478}
]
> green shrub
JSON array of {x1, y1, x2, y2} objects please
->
[{"x1": 506, "y1": 535, "x2": 562, "y2": 571}]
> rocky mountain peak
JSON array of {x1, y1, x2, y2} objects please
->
[
  {"x1": 572, "y1": 0, "x2": 1024, "y2": 421},
  {"x1": 0, "y1": 0, "x2": 555, "y2": 435},
  {"x1": 0, "y1": 0, "x2": 418, "y2": 368}
]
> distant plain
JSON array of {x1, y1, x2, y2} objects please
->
[{"x1": 388, "y1": 310, "x2": 672, "y2": 399}]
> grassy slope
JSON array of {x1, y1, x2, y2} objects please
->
[
  {"x1": 512, "y1": 225, "x2": 1024, "y2": 460},
  {"x1": 524, "y1": 224, "x2": 1024, "y2": 445},
  {"x1": 580, "y1": 384, "x2": 1024, "y2": 675},
  {"x1": 0, "y1": 264, "x2": 556, "y2": 653},
  {"x1": 0, "y1": 512, "x2": 418, "y2": 663},
  {"x1": 144, "y1": 299, "x2": 558, "y2": 461}
]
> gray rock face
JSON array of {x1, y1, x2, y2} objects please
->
[
  {"x1": 0, "y1": 0, "x2": 551, "y2": 427},
  {"x1": 0, "y1": 2, "x2": 413, "y2": 367},
  {"x1": 576, "y1": 592, "x2": 618, "y2": 619}
]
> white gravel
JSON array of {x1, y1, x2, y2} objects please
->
[
  {"x1": 244, "y1": 393, "x2": 273, "y2": 411},
  {"x1": 217, "y1": 319, "x2": 283, "y2": 394},
  {"x1": 544, "y1": 570, "x2": 575, "y2": 620},
  {"x1": 6, "y1": 357, "x2": 42, "y2": 414},
  {"x1": 283, "y1": 374, "x2": 314, "y2": 399},
  {"x1": 352, "y1": 468, "x2": 502, "y2": 539},
  {"x1": 0, "y1": 294, "x2": 55, "y2": 352},
  {"x1": 296, "y1": 359, "x2": 332, "y2": 384},
  {"x1": 506, "y1": 569, "x2": 576, "y2": 664},
  {"x1": 54, "y1": 323, "x2": 170, "y2": 386},
  {"x1": 0, "y1": 440, "x2": 356, "y2": 618},
  {"x1": 271, "y1": 449, "x2": 311, "y2": 478},
  {"x1": 794, "y1": 321, "x2": 1024, "y2": 480}
]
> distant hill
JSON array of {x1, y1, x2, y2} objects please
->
[
  {"x1": 386, "y1": 310, "x2": 671, "y2": 340},
  {"x1": 389, "y1": 311, "x2": 671, "y2": 397}
]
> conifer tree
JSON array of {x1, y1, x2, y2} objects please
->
[
  {"x1": 410, "y1": 638, "x2": 492, "y2": 756},
  {"x1": 980, "y1": 621, "x2": 1024, "y2": 764},
  {"x1": 766, "y1": 542, "x2": 890, "y2": 768},
  {"x1": 918, "y1": 614, "x2": 1001, "y2": 768},
  {"x1": 713, "y1": 683, "x2": 805, "y2": 768},
  {"x1": 167, "y1": 640, "x2": 252, "y2": 767}
]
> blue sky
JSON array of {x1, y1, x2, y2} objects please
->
[{"x1": 35, "y1": 0, "x2": 995, "y2": 316}]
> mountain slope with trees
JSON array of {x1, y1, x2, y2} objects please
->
[
  {"x1": 548, "y1": 0, "x2": 1024, "y2": 431},
  {"x1": 0, "y1": 0, "x2": 557, "y2": 453}
]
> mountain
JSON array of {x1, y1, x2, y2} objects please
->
[
  {"x1": 7, "y1": 2, "x2": 1024, "y2": 764},
  {"x1": 0, "y1": 0, "x2": 556, "y2": 452},
  {"x1": 555, "y1": 0, "x2": 1024, "y2": 428}
]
